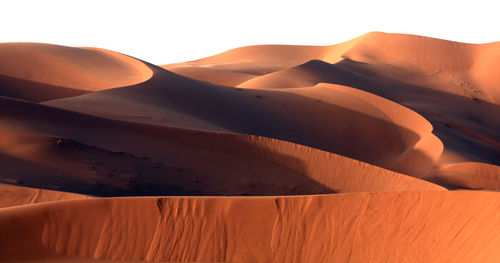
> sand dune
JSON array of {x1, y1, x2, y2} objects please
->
[
  {"x1": 185, "y1": 45, "x2": 327, "y2": 75},
  {"x1": 0, "y1": 96, "x2": 441, "y2": 195},
  {"x1": 2, "y1": 191, "x2": 500, "y2": 262},
  {"x1": 425, "y1": 162, "x2": 500, "y2": 190},
  {"x1": 235, "y1": 34, "x2": 500, "y2": 166},
  {"x1": 45, "y1": 62, "x2": 444, "y2": 176},
  {"x1": 0, "y1": 43, "x2": 152, "y2": 101},
  {"x1": 287, "y1": 83, "x2": 444, "y2": 176},
  {"x1": 0, "y1": 184, "x2": 90, "y2": 209},
  {"x1": 1, "y1": 32, "x2": 499, "y2": 262},
  {"x1": 162, "y1": 64, "x2": 257, "y2": 86},
  {"x1": 332, "y1": 33, "x2": 500, "y2": 104}
]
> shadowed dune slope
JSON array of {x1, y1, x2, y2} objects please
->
[
  {"x1": 0, "y1": 184, "x2": 90, "y2": 209},
  {"x1": 234, "y1": 35, "x2": 500, "y2": 166},
  {"x1": 288, "y1": 83, "x2": 443, "y2": 176},
  {"x1": 0, "y1": 96, "x2": 442, "y2": 196},
  {"x1": 45, "y1": 62, "x2": 444, "y2": 176},
  {"x1": 0, "y1": 43, "x2": 152, "y2": 101},
  {"x1": 0, "y1": 74, "x2": 88, "y2": 102},
  {"x1": 1, "y1": 191, "x2": 500, "y2": 262},
  {"x1": 162, "y1": 64, "x2": 257, "y2": 86}
]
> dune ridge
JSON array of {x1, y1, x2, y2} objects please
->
[
  {"x1": 2, "y1": 192, "x2": 500, "y2": 262},
  {"x1": 0, "y1": 184, "x2": 90, "y2": 209},
  {"x1": 0, "y1": 95, "x2": 442, "y2": 196},
  {"x1": 0, "y1": 43, "x2": 152, "y2": 101},
  {"x1": 0, "y1": 32, "x2": 499, "y2": 262},
  {"x1": 45, "y1": 61, "x2": 444, "y2": 176}
]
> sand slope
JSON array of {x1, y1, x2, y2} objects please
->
[
  {"x1": 0, "y1": 43, "x2": 152, "y2": 101},
  {"x1": 1, "y1": 33, "x2": 499, "y2": 262},
  {"x1": 45, "y1": 61, "x2": 445, "y2": 176},
  {"x1": 234, "y1": 34, "x2": 500, "y2": 166},
  {"x1": 1, "y1": 191, "x2": 500, "y2": 262},
  {"x1": 162, "y1": 64, "x2": 257, "y2": 86},
  {"x1": 0, "y1": 96, "x2": 441, "y2": 195},
  {"x1": 184, "y1": 44, "x2": 327, "y2": 75},
  {"x1": 425, "y1": 162, "x2": 500, "y2": 190},
  {"x1": 0, "y1": 184, "x2": 90, "y2": 209}
]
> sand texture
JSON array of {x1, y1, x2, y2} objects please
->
[{"x1": 0, "y1": 32, "x2": 499, "y2": 262}]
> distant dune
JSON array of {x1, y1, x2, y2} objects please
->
[
  {"x1": 0, "y1": 184, "x2": 90, "y2": 209},
  {"x1": 0, "y1": 43, "x2": 152, "y2": 101},
  {"x1": 0, "y1": 32, "x2": 499, "y2": 262}
]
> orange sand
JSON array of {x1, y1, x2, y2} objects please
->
[{"x1": 0, "y1": 32, "x2": 499, "y2": 262}]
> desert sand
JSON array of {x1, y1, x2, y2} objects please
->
[{"x1": 0, "y1": 32, "x2": 499, "y2": 262}]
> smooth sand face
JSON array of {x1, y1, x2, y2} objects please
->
[
  {"x1": 1, "y1": 32, "x2": 499, "y2": 262},
  {"x1": 0, "y1": 43, "x2": 152, "y2": 101},
  {"x1": 162, "y1": 64, "x2": 257, "y2": 86}
]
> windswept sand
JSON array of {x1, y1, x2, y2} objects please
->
[
  {"x1": 1, "y1": 32, "x2": 499, "y2": 262},
  {"x1": 2, "y1": 192, "x2": 500, "y2": 262}
]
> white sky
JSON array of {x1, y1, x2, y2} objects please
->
[{"x1": 1, "y1": 0, "x2": 498, "y2": 65}]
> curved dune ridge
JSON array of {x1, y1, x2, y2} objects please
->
[
  {"x1": 0, "y1": 96, "x2": 442, "y2": 196},
  {"x1": 0, "y1": 43, "x2": 152, "y2": 101},
  {"x1": 227, "y1": 34, "x2": 500, "y2": 166},
  {"x1": 1, "y1": 32, "x2": 500, "y2": 262},
  {"x1": 45, "y1": 64, "x2": 444, "y2": 176},
  {"x1": 2, "y1": 192, "x2": 500, "y2": 262},
  {"x1": 287, "y1": 83, "x2": 444, "y2": 176}
]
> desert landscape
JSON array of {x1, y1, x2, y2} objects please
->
[{"x1": 0, "y1": 32, "x2": 499, "y2": 262}]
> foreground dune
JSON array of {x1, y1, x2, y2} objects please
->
[
  {"x1": 0, "y1": 43, "x2": 152, "y2": 101},
  {"x1": 1, "y1": 191, "x2": 500, "y2": 262}
]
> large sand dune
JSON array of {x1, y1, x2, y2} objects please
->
[
  {"x1": 45, "y1": 62, "x2": 444, "y2": 176},
  {"x1": 0, "y1": 96, "x2": 441, "y2": 195},
  {"x1": 0, "y1": 32, "x2": 499, "y2": 262},
  {"x1": 0, "y1": 43, "x2": 152, "y2": 101},
  {"x1": 2, "y1": 192, "x2": 500, "y2": 262}
]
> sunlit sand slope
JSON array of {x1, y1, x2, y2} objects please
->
[
  {"x1": 425, "y1": 162, "x2": 500, "y2": 190},
  {"x1": 1, "y1": 191, "x2": 500, "y2": 262},
  {"x1": 0, "y1": 43, "x2": 152, "y2": 101}
]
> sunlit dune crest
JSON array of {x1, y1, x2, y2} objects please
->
[
  {"x1": 0, "y1": 43, "x2": 152, "y2": 101},
  {"x1": 0, "y1": 32, "x2": 499, "y2": 262}
]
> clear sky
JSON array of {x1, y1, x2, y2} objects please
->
[{"x1": 1, "y1": 0, "x2": 498, "y2": 64}]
